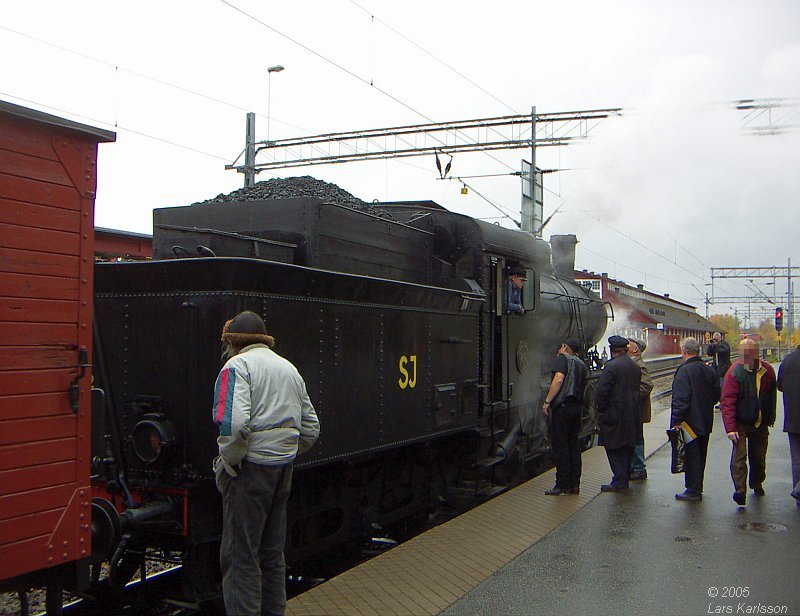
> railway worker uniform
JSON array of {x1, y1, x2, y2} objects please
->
[
  {"x1": 720, "y1": 339, "x2": 776, "y2": 507},
  {"x1": 627, "y1": 338, "x2": 653, "y2": 481},
  {"x1": 595, "y1": 335, "x2": 641, "y2": 492},
  {"x1": 504, "y1": 266, "x2": 526, "y2": 315},
  {"x1": 543, "y1": 338, "x2": 590, "y2": 496},
  {"x1": 777, "y1": 347, "x2": 800, "y2": 506},
  {"x1": 670, "y1": 339, "x2": 720, "y2": 501},
  {"x1": 212, "y1": 311, "x2": 320, "y2": 616}
]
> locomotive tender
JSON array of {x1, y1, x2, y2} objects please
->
[
  {"x1": 1, "y1": 98, "x2": 608, "y2": 608},
  {"x1": 89, "y1": 194, "x2": 607, "y2": 600}
]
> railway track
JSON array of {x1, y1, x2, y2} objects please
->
[{"x1": 648, "y1": 353, "x2": 736, "y2": 402}]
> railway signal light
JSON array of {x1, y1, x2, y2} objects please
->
[{"x1": 775, "y1": 306, "x2": 784, "y2": 332}]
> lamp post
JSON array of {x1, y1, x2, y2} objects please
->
[{"x1": 267, "y1": 65, "x2": 285, "y2": 144}]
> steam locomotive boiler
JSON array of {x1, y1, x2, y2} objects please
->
[{"x1": 89, "y1": 195, "x2": 607, "y2": 601}]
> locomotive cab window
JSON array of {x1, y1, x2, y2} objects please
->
[
  {"x1": 521, "y1": 268, "x2": 535, "y2": 311},
  {"x1": 504, "y1": 267, "x2": 535, "y2": 315}
]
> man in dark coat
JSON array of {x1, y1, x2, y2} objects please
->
[
  {"x1": 777, "y1": 346, "x2": 800, "y2": 505},
  {"x1": 670, "y1": 337, "x2": 721, "y2": 501},
  {"x1": 707, "y1": 332, "x2": 732, "y2": 389},
  {"x1": 595, "y1": 335, "x2": 641, "y2": 492}
]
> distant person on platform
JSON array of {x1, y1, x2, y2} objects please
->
[
  {"x1": 670, "y1": 337, "x2": 721, "y2": 501},
  {"x1": 777, "y1": 345, "x2": 800, "y2": 506},
  {"x1": 627, "y1": 338, "x2": 653, "y2": 481},
  {"x1": 707, "y1": 332, "x2": 732, "y2": 389},
  {"x1": 595, "y1": 335, "x2": 642, "y2": 492},
  {"x1": 542, "y1": 337, "x2": 590, "y2": 496},
  {"x1": 720, "y1": 337, "x2": 777, "y2": 507},
  {"x1": 505, "y1": 267, "x2": 526, "y2": 315}
]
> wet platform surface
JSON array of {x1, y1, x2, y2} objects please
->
[{"x1": 288, "y1": 388, "x2": 800, "y2": 616}]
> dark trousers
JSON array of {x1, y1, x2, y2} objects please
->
[
  {"x1": 730, "y1": 422, "x2": 769, "y2": 493},
  {"x1": 550, "y1": 400, "x2": 582, "y2": 489},
  {"x1": 216, "y1": 460, "x2": 293, "y2": 616},
  {"x1": 684, "y1": 434, "x2": 710, "y2": 494},
  {"x1": 788, "y1": 432, "x2": 800, "y2": 490},
  {"x1": 605, "y1": 446, "x2": 633, "y2": 487}
]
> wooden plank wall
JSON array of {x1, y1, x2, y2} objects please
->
[{"x1": 0, "y1": 111, "x2": 98, "y2": 581}]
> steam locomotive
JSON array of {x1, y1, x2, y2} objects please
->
[
  {"x1": 87, "y1": 195, "x2": 608, "y2": 603},
  {"x1": 0, "y1": 99, "x2": 607, "y2": 610}
]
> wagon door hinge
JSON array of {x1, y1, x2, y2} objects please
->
[{"x1": 69, "y1": 346, "x2": 91, "y2": 413}]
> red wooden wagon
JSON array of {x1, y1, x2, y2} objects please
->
[{"x1": 0, "y1": 100, "x2": 114, "y2": 600}]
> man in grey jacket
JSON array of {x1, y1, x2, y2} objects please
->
[
  {"x1": 628, "y1": 338, "x2": 653, "y2": 481},
  {"x1": 212, "y1": 311, "x2": 320, "y2": 616}
]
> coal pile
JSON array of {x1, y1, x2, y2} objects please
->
[{"x1": 195, "y1": 176, "x2": 391, "y2": 218}]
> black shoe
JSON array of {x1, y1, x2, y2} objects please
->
[
  {"x1": 675, "y1": 491, "x2": 702, "y2": 502},
  {"x1": 630, "y1": 470, "x2": 648, "y2": 481},
  {"x1": 570, "y1": 486, "x2": 580, "y2": 495},
  {"x1": 544, "y1": 487, "x2": 569, "y2": 496},
  {"x1": 791, "y1": 488, "x2": 800, "y2": 501},
  {"x1": 753, "y1": 486, "x2": 765, "y2": 496},
  {"x1": 733, "y1": 491, "x2": 746, "y2": 506},
  {"x1": 601, "y1": 483, "x2": 629, "y2": 492}
]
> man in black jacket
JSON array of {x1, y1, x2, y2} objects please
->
[
  {"x1": 777, "y1": 346, "x2": 800, "y2": 505},
  {"x1": 595, "y1": 335, "x2": 641, "y2": 492},
  {"x1": 707, "y1": 332, "x2": 732, "y2": 389},
  {"x1": 542, "y1": 337, "x2": 589, "y2": 495},
  {"x1": 671, "y1": 337, "x2": 721, "y2": 501}
]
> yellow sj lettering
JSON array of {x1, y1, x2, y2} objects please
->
[{"x1": 398, "y1": 355, "x2": 417, "y2": 389}]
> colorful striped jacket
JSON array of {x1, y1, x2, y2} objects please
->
[{"x1": 212, "y1": 343, "x2": 319, "y2": 473}]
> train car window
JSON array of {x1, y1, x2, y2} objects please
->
[{"x1": 522, "y1": 269, "x2": 536, "y2": 311}]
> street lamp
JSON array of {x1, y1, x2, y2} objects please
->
[{"x1": 267, "y1": 65, "x2": 285, "y2": 144}]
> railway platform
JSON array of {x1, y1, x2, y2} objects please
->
[{"x1": 287, "y1": 387, "x2": 800, "y2": 616}]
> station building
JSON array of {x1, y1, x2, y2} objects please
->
[
  {"x1": 575, "y1": 270, "x2": 721, "y2": 356},
  {"x1": 94, "y1": 227, "x2": 152, "y2": 260}
]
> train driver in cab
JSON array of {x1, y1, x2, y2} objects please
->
[{"x1": 505, "y1": 267, "x2": 527, "y2": 315}]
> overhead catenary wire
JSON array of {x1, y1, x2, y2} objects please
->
[
  {"x1": 347, "y1": 0, "x2": 521, "y2": 116},
  {"x1": 0, "y1": 24, "x2": 253, "y2": 118},
  {"x1": 455, "y1": 178, "x2": 520, "y2": 227},
  {"x1": 0, "y1": 91, "x2": 238, "y2": 164},
  {"x1": 217, "y1": 0, "x2": 519, "y2": 175},
  {"x1": 0, "y1": 23, "x2": 439, "y2": 179}
]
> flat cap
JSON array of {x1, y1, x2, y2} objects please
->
[
  {"x1": 628, "y1": 337, "x2": 647, "y2": 352},
  {"x1": 608, "y1": 335, "x2": 629, "y2": 348}
]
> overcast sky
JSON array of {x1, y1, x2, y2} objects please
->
[{"x1": 2, "y1": 1, "x2": 799, "y2": 315}]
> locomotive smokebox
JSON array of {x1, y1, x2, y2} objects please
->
[{"x1": 550, "y1": 234, "x2": 578, "y2": 280}]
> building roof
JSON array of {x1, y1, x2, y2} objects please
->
[
  {"x1": 0, "y1": 99, "x2": 116, "y2": 142},
  {"x1": 576, "y1": 270, "x2": 722, "y2": 333}
]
